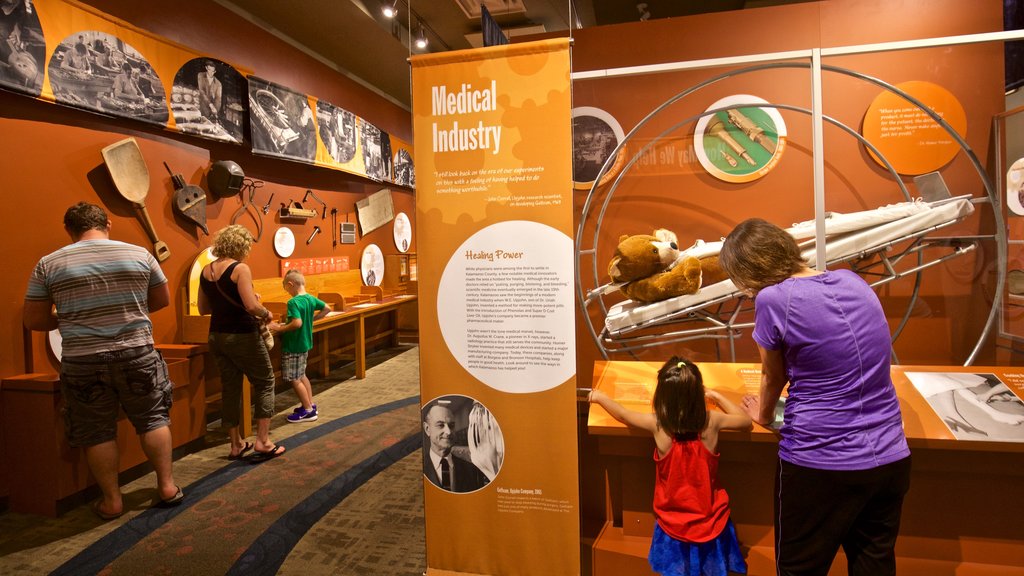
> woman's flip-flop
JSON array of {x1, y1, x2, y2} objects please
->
[
  {"x1": 227, "y1": 442, "x2": 254, "y2": 461},
  {"x1": 249, "y1": 444, "x2": 286, "y2": 462}
]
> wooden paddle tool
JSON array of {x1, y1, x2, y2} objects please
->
[{"x1": 101, "y1": 138, "x2": 171, "y2": 261}]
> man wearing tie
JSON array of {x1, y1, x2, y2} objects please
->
[{"x1": 422, "y1": 402, "x2": 489, "y2": 493}]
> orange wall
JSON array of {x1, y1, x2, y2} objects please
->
[
  {"x1": 568, "y1": 0, "x2": 1007, "y2": 390},
  {"x1": 0, "y1": 0, "x2": 413, "y2": 380}
]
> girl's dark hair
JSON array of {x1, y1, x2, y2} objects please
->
[
  {"x1": 653, "y1": 356, "x2": 707, "y2": 439},
  {"x1": 719, "y1": 218, "x2": 806, "y2": 294}
]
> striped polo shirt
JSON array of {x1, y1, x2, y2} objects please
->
[{"x1": 26, "y1": 239, "x2": 167, "y2": 358}]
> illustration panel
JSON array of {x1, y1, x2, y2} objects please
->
[
  {"x1": 248, "y1": 76, "x2": 316, "y2": 162},
  {"x1": 171, "y1": 57, "x2": 246, "y2": 143},
  {"x1": 905, "y1": 372, "x2": 1024, "y2": 441},
  {"x1": 47, "y1": 31, "x2": 168, "y2": 125},
  {"x1": 316, "y1": 99, "x2": 357, "y2": 164},
  {"x1": 0, "y1": 0, "x2": 45, "y2": 97}
]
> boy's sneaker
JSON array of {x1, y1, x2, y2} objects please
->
[
  {"x1": 292, "y1": 404, "x2": 316, "y2": 414},
  {"x1": 287, "y1": 407, "x2": 318, "y2": 423}
]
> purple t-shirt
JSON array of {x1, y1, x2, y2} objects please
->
[{"x1": 752, "y1": 269, "x2": 910, "y2": 470}]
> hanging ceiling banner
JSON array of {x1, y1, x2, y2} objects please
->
[
  {"x1": 411, "y1": 38, "x2": 578, "y2": 575},
  {"x1": 12, "y1": 0, "x2": 250, "y2": 134}
]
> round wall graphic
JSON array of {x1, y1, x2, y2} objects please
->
[
  {"x1": 421, "y1": 394, "x2": 504, "y2": 493},
  {"x1": 361, "y1": 243, "x2": 384, "y2": 286},
  {"x1": 273, "y1": 227, "x2": 295, "y2": 258},
  {"x1": 1008, "y1": 158, "x2": 1024, "y2": 217},
  {"x1": 862, "y1": 80, "x2": 966, "y2": 176},
  {"x1": 572, "y1": 106, "x2": 626, "y2": 190},
  {"x1": 393, "y1": 212, "x2": 411, "y2": 253},
  {"x1": 694, "y1": 94, "x2": 786, "y2": 184}
]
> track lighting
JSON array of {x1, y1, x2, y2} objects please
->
[{"x1": 382, "y1": 0, "x2": 398, "y2": 18}]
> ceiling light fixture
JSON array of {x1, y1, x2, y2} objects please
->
[
  {"x1": 414, "y1": 24, "x2": 428, "y2": 49},
  {"x1": 382, "y1": 0, "x2": 398, "y2": 18}
]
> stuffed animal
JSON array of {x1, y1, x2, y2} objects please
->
[{"x1": 608, "y1": 229, "x2": 728, "y2": 303}]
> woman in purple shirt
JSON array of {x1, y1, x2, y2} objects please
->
[{"x1": 719, "y1": 218, "x2": 911, "y2": 576}]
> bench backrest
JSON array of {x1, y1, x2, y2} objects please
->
[{"x1": 252, "y1": 269, "x2": 366, "y2": 304}]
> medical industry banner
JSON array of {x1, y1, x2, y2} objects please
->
[{"x1": 411, "y1": 38, "x2": 579, "y2": 575}]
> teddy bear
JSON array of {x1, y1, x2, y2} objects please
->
[{"x1": 607, "y1": 229, "x2": 728, "y2": 303}]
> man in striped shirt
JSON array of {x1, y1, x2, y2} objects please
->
[{"x1": 23, "y1": 202, "x2": 182, "y2": 519}]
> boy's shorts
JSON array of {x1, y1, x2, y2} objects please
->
[{"x1": 281, "y1": 351, "x2": 309, "y2": 381}]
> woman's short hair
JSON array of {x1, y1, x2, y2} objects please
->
[
  {"x1": 719, "y1": 218, "x2": 806, "y2": 293},
  {"x1": 653, "y1": 356, "x2": 707, "y2": 439},
  {"x1": 211, "y1": 225, "x2": 253, "y2": 260}
]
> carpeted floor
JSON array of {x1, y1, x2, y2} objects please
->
[{"x1": 0, "y1": 346, "x2": 426, "y2": 576}]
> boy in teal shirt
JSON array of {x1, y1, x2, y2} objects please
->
[{"x1": 270, "y1": 270, "x2": 331, "y2": 423}]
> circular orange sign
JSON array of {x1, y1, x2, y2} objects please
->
[{"x1": 862, "y1": 81, "x2": 966, "y2": 175}]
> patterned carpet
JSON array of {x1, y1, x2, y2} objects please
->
[{"x1": 0, "y1": 346, "x2": 426, "y2": 576}]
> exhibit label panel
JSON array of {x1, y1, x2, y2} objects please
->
[{"x1": 411, "y1": 39, "x2": 579, "y2": 575}]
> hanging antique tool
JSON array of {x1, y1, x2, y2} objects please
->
[
  {"x1": 231, "y1": 177, "x2": 265, "y2": 241},
  {"x1": 100, "y1": 138, "x2": 170, "y2": 261},
  {"x1": 164, "y1": 162, "x2": 208, "y2": 234},
  {"x1": 262, "y1": 191, "x2": 275, "y2": 214},
  {"x1": 303, "y1": 189, "x2": 327, "y2": 220},
  {"x1": 306, "y1": 225, "x2": 321, "y2": 245},
  {"x1": 279, "y1": 199, "x2": 317, "y2": 219},
  {"x1": 331, "y1": 208, "x2": 338, "y2": 248}
]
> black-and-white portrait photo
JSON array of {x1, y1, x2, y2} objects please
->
[
  {"x1": 572, "y1": 106, "x2": 624, "y2": 187},
  {"x1": 48, "y1": 32, "x2": 168, "y2": 125},
  {"x1": 421, "y1": 395, "x2": 504, "y2": 493},
  {"x1": 360, "y1": 118, "x2": 384, "y2": 182},
  {"x1": 316, "y1": 100, "x2": 357, "y2": 164},
  {"x1": 0, "y1": 0, "x2": 45, "y2": 97},
  {"x1": 905, "y1": 372, "x2": 1024, "y2": 441},
  {"x1": 171, "y1": 58, "x2": 246, "y2": 144},
  {"x1": 248, "y1": 76, "x2": 316, "y2": 162},
  {"x1": 393, "y1": 148, "x2": 415, "y2": 187}
]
